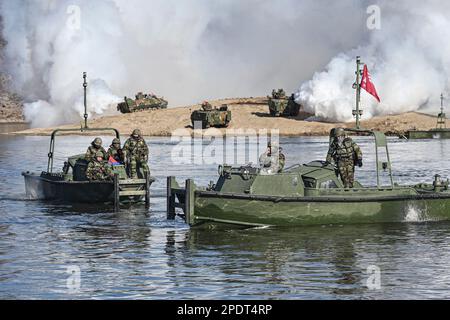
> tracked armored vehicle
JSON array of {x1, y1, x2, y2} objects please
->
[
  {"x1": 268, "y1": 89, "x2": 301, "y2": 117},
  {"x1": 191, "y1": 102, "x2": 231, "y2": 129},
  {"x1": 117, "y1": 92, "x2": 168, "y2": 113},
  {"x1": 167, "y1": 128, "x2": 450, "y2": 228},
  {"x1": 22, "y1": 74, "x2": 154, "y2": 211}
]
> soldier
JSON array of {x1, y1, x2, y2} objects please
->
[
  {"x1": 107, "y1": 138, "x2": 124, "y2": 164},
  {"x1": 259, "y1": 141, "x2": 285, "y2": 175},
  {"x1": 277, "y1": 88, "x2": 286, "y2": 98},
  {"x1": 86, "y1": 151, "x2": 113, "y2": 181},
  {"x1": 201, "y1": 101, "x2": 213, "y2": 111},
  {"x1": 85, "y1": 137, "x2": 107, "y2": 162},
  {"x1": 123, "y1": 129, "x2": 149, "y2": 179},
  {"x1": 326, "y1": 128, "x2": 363, "y2": 188}
]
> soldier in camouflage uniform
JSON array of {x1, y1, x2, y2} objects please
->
[
  {"x1": 259, "y1": 141, "x2": 285, "y2": 175},
  {"x1": 86, "y1": 151, "x2": 113, "y2": 181},
  {"x1": 85, "y1": 137, "x2": 107, "y2": 163},
  {"x1": 123, "y1": 129, "x2": 149, "y2": 179},
  {"x1": 326, "y1": 128, "x2": 363, "y2": 188},
  {"x1": 107, "y1": 138, "x2": 124, "y2": 164}
]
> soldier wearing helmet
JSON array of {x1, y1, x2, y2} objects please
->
[
  {"x1": 259, "y1": 140, "x2": 285, "y2": 175},
  {"x1": 326, "y1": 128, "x2": 363, "y2": 188},
  {"x1": 107, "y1": 138, "x2": 124, "y2": 164},
  {"x1": 85, "y1": 137, "x2": 107, "y2": 163},
  {"x1": 86, "y1": 150, "x2": 113, "y2": 181},
  {"x1": 123, "y1": 129, "x2": 149, "y2": 179}
]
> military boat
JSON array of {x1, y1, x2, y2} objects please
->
[
  {"x1": 406, "y1": 94, "x2": 450, "y2": 139},
  {"x1": 167, "y1": 129, "x2": 450, "y2": 227},
  {"x1": 22, "y1": 73, "x2": 154, "y2": 211}
]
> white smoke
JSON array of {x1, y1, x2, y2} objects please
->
[
  {"x1": 0, "y1": 0, "x2": 367, "y2": 127},
  {"x1": 2, "y1": 1, "x2": 449, "y2": 127},
  {"x1": 297, "y1": 0, "x2": 450, "y2": 122}
]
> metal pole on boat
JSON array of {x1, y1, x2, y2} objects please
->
[
  {"x1": 114, "y1": 174, "x2": 120, "y2": 212},
  {"x1": 167, "y1": 176, "x2": 176, "y2": 220},
  {"x1": 145, "y1": 173, "x2": 150, "y2": 209},
  {"x1": 352, "y1": 56, "x2": 364, "y2": 129},
  {"x1": 83, "y1": 72, "x2": 88, "y2": 129},
  {"x1": 185, "y1": 179, "x2": 195, "y2": 225}
]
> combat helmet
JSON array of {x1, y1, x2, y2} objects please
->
[
  {"x1": 112, "y1": 138, "x2": 120, "y2": 145},
  {"x1": 95, "y1": 150, "x2": 105, "y2": 161},
  {"x1": 92, "y1": 137, "x2": 102, "y2": 148},
  {"x1": 334, "y1": 128, "x2": 346, "y2": 138},
  {"x1": 131, "y1": 129, "x2": 142, "y2": 138}
]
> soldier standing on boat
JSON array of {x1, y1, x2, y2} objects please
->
[
  {"x1": 259, "y1": 141, "x2": 285, "y2": 175},
  {"x1": 86, "y1": 151, "x2": 113, "y2": 181},
  {"x1": 123, "y1": 129, "x2": 149, "y2": 179},
  {"x1": 107, "y1": 138, "x2": 124, "y2": 164},
  {"x1": 85, "y1": 137, "x2": 107, "y2": 162},
  {"x1": 326, "y1": 128, "x2": 363, "y2": 188}
]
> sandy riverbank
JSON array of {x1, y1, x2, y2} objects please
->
[{"x1": 6, "y1": 97, "x2": 448, "y2": 137}]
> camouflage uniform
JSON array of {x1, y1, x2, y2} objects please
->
[
  {"x1": 107, "y1": 138, "x2": 124, "y2": 163},
  {"x1": 123, "y1": 129, "x2": 149, "y2": 178},
  {"x1": 85, "y1": 138, "x2": 107, "y2": 162},
  {"x1": 259, "y1": 142, "x2": 285, "y2": 175},
  {"x1": 85, "y1": 152, "x2": 113, "y2": 181},
  {"x1": 326, "y1": 129, "x2": 363, "y2": 188}
]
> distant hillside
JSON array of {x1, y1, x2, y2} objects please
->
[{"x1": 0, "y1": 18, "x2": 24, "y2": 123}]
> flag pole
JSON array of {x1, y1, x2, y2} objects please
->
[{"x1": 352, "y1": 56, "x2": 364, "y2": 129}]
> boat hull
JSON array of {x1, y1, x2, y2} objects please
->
[
  {"x1": 23, "y1": 172, "x2": 144, "y2": 203},
  {"x1": 407, "y1": 129, "x2": 450, "y2": 139},
  {"x1": 192, "y1": 192, "x2": 450, "y2": 227}
]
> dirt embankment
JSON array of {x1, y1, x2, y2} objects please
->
[
  {"x1": 0, "y1": 26, "x2": 25, "y2": 123},
  {"x1": 8, "y1": 97, "x2": 448, "y2": 137}
]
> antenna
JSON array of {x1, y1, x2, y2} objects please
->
[
  {"x1": 83, "y1": 72, "x2": 88, "y2": 129},
  {"x1": 437, "y1": 93, "x2": 446, "y2": 129},
  {"x1": 352, "y1": 56, "x2": 364, "y2": 129}
]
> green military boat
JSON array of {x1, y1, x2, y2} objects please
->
[
  {"x1": 406, "y1": 94, "x2": 450, "y2": 139},
  {"x1": 22, "y1": 73, "x2": 154, "y2": 211},
  {"x1": 167, "y1": 129, "x2": 450, "y2": 227}
]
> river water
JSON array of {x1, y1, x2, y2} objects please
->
[{"x1": 1, "y1": 134, "x2": 450, "y2": 299}]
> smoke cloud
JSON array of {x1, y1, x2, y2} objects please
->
[
  {"x1": 0, "y1": 0, "x2": 367, "y2": 127},
  {"x1": 297, "y1": 0, "x2": 450, "y2": 122},
  {"x1": 1, "y1": 1, "x2": 448, "y2": 126}
]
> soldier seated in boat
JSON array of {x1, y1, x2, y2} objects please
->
[
  {"x1": 259, "y1": 141, "x2": 285, "y2": 175},
  {"x1": 86, "y1": 151, "x2": 114, "y2": 181},
  {"x1": 85, "y1": 137, "x2": 107, "y2": 163},
  {"x1": 326, "y1": 128, "x2": 363, "y2": 188},
  {"x1": 107, "y1": 138, "x2": 124, "y2": 164}
]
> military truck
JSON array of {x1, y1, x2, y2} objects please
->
[
  {"x1": 117, "y1": 92, "x2": 168, "y2": 113},
  {"x1": 191, "y1": 102, "x2": 231, "y2": 129},
  {"x1": 268, "y1": 89, "x2": 301, "y2": 117}
]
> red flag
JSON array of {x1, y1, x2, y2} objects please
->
[
  {"x1": 360, "y1": 65, "x2": 380, "y2": 102},
  {"x1": 108, "y1": 156, "x2": 119, "y2": 165}
]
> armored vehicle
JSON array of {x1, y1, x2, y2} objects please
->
[
  {"x1": 406, "y1": 94, "x2": 450, "y2": 139},
  {"x1": 22, "y1": 74, "x2": 154, "y2": 211},
  {"x1": 117, "y1": 92, "x2": 168, "y2": 113},
  {"x1": 268, "y1": 89, "x2": 301, "y2": 117},
  {"x1": 191, "y1": 102, "x2": 231, "y2": 129},
  {"x1": 167, "y1": 128, "x2": 450, "y2": 227}
]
